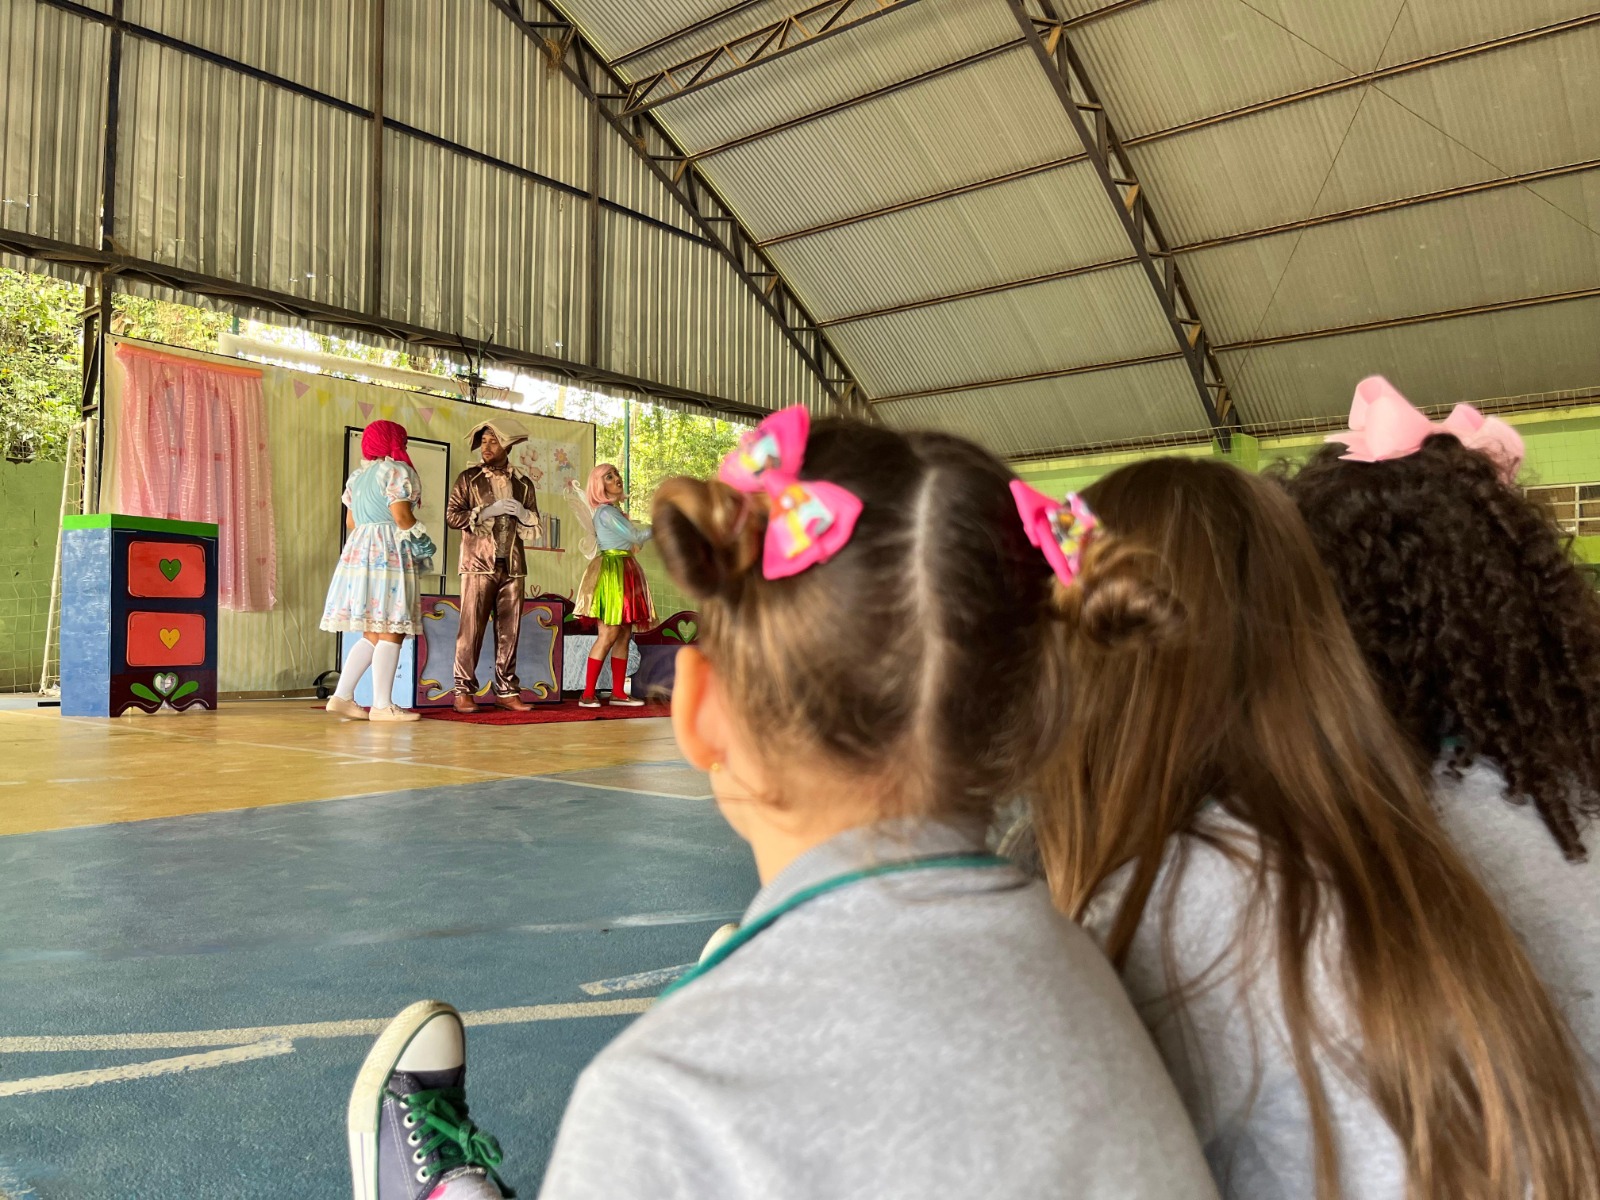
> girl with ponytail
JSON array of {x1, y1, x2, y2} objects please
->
[
  {"x1": 343, "y1": 411, "x2": 1217, "y2": 1200},
  {"x1": 1015, "y1": 456, "x2": 1599, "y2": 1200}
]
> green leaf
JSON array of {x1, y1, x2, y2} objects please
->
[{"x1": 129, "y1": 683, "x2": 160, "y2": 703}]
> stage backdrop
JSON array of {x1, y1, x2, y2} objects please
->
[{"x1": 98, "y1": 338, "x2": 696, "y2": 693}]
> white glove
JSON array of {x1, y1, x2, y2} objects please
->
[{"x1": 480, "y1": 498, "x2": 520, "y2": 519}]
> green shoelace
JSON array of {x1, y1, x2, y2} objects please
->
[{"x1": 388, "y1": 1085, "x2": 516, "y2": 1198}]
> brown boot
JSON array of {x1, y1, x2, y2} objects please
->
[
  {"x1": 492, "y1": 691, "x2": 532, "y2": 712},
  {"x1": 452, "y1": 690, "x2": 482, "y2": 714}
]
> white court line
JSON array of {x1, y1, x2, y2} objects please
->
[
  {"x1": 0, "y1": 1039, "x2": 294, "y2": 1098},
  {"x1": 580, "y1": 964, "x2": 695, "y2": 995},
  {"x1": 0, "y1": 998, "x2": 653, "y2": 1054},
  {"x1": 534, "y1": 776, "x2": 713, "y2": 801}
]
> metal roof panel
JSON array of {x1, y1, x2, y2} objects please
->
[
  {"x1": 764, "y1": 160, "x2": 1130, "y2": 320},
  {"x1": 126, "y1": 0, "x2": 373, "y2": 106},
  {"x1": 690, "y1": 45, "x2": 1080, "y2": 241},
  {"x1": 650, "y1": 0, "x2": 1018, "y2": 154},
  {"x1": 825, "y1": 262, "x2": 1175, "y2": 398},
  {"x1": 0, "y1": 1, "x2": 107, "y2": 250},
  {"x1": 1183, "y1": 171, "x2": 1600, "y2": 342},
  {"x1": 876, "y1": 357, "x2": 1209, "y2": 455},
  {"x1": 1221, "y1": 295, "x2": 1600, "y2": 426}
]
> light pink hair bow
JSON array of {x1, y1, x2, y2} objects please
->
[
  {"x1": 1328, "y1": 375, "x2": 1524, "y2": 482},
  {"x1": 1010, "y1": 480, "x2": 1099, "y2": 588},
  {"x1": 718, "y1": 406, "x2": 863, "y2": 580}
]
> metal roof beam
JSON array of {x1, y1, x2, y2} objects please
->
[
  {"x1": 1178, "y1": 159, "x2": 1600, "y2": 253},
  {"x1": 817, "y1": 157, "x2": 1600, "y2": 326},
  {"x1": 501, "y1": 0, "x2": 872, "y2": 418},
  {"x1": 871, "y1": 351, "x2": 1184, "y2": 405},
  {"x1": 1007, "y1": 0, "x2": 1237, "y2": 441},
  {"x1": 612, "y1": 1, "x2": 771, "y2": 69},
  {"x1": 688, "y1": 38, "x2": 1023, "y2": 163},
  {"x1": 760, "y1": 156, "x2": 1086, "y2": 247},
  {"x1": 1127, "y1": 13, "x2": 1600, "y2": 150},
  {"x1": 0, "y1": 229, "x2": 776, "y2": 421},
  {"x1": 623, "y1": 0, "x2": 920, "y2": 118},
  {"x1": 820, "y1": 255, "x2": 1138, "y2": 327},
  {"x1": 1214, "y1": 286, "x2": 1600, "y2": 352},
  {"x1": 865, "y1": 283, "x2": 1600, "y2": 407}
]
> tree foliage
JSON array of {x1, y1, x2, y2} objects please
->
[
  {"x1": 562, "y1": 390, "x2": 744, "y2": 512},
  {"x1": 112, "y1": 294, "x2": 232, "y2": 351},
  {"x1": 0, "y1": 267, "x2": 83, "y2": 463}
]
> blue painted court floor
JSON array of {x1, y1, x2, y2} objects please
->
[{"x1": 0, "y1": 774, "x2": 756, "y2": 1198}]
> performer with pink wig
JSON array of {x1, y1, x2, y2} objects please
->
[
  {"x1": 319, "y1": 420, "x2": 435, "y2": 723},
  {"x1": 567, "y1": 463, "x2": 654, "y2": 707}
]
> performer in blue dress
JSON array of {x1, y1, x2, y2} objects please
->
[{"x1": 319, "y1": 420, "x2": 436, "y2": 723}]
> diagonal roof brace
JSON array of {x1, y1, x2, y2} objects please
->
[
  {"x1": 494, "y1": 0, "x2": 874, "y2": 420},
  {"x1": 1005, "y1": 0, "x2": 1239, "y2": 446}
]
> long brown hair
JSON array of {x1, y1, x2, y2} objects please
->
[
  {"x1": 1036, "y1": 457, "x2": 1598, "y2": 1200},
  {"x1": 652, "y1": 419, "x2": 1064, "y2": 822},
  {"x1": 1284, "y1": 436, "x2": 1600, "y2": 860}
]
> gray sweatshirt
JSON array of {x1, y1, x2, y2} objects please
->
[
  {"x1": 538, "y1": 821, "x2": 1219, "y2": 1200},
  {"x1": 1085, "y1": 765, "x2": 1599, "y2": 1200}
]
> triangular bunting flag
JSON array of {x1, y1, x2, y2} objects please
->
[
  {"x1": 293, "y1": 380, "x2": 309, "y2": 398},
  {"x1": 418, "y1": 407, "x2": 435, "y2": 425},
  {"x1": 358, "y1": 402, "x2": 374, "y2": 420}
]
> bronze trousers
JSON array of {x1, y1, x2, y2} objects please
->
[{"x1": 455, "y1": 561, "x2": 523, "y2": 696}]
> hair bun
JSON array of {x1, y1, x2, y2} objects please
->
[
  {"x1": 1064, "y1": 540, "x2": 1186, "y2": 649},
  {"x1": 652, "y1": 477, "x2": 765, "y2": 601}
]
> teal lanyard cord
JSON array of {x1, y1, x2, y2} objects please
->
[{"x1": 660, "y1": 853, "x2": 1011, "y2": 999}]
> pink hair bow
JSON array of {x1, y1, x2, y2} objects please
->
[
  {"x1": 1010, "y1": 480, "x2": 1098, "y2": 588},
  {"x1": 1328, "y1": 375, "x2": 1524, "y2": 482},
  {"x1": 718, "y1": 406, "x2": 863, "y2": 580}
]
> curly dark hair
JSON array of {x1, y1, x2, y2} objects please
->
[{"x1": 1281, "y1": 435, "x2": 1600, "y2": 860}]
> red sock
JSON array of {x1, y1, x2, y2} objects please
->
[
  {"x1": 611, "y1": 656, "x2": 629, "y2": 695},
  {"x1": 583, "y1": 656, "x2": 604, "y2": 699}
]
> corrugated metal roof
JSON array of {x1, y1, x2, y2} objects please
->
[
  {"x1": 1128, "y1": 24, "x2": 1600, "y2": 245},
  {"x1": 12, "y1": 0, "x2": 1600, "y2": 456},
  {"x1": 615, "y1": 0, "x2": 864, "y2": 79},
  {"x1": 600, "y1": 211, "x2": 833, "y2": 415},
  {"x1": 598, "y1": 122, "x2": 700, "y2": 235},
  {"x1": 0, "y1": 1, "x2": 107, "y2": 248},
  {"x1": 384, "y1": 0, "x2": 589, "y2": 188},
  {"x1": 1184, "y1": 172, "x2": 1600, "y2": 343},
  {"x1": 763, "y1": 160, "x2": 1128, "y2": 321},
  {"x1": 824, "y1": 263, "x2": 1175, "y2": 398},
  {"x1": 689, "y1": 45, "x2": 1080, "y2": 241},
  {"x1": 381, "y1": 128, "x2": 587, "y2": 359},
  {"x1": 126, "y1": 0, "x2": 372, "y2": 106},
  {"x1": 649, "y1": 0, "x2": 1017, "y2": 155},
  {"x1": 558, "y1": 0, "x2": 738, "y2": 63},
  {"x1": 1219, "y1": 295, "x2": 1600, "y2": 426},
  {"x1": 116, "y1": 35, "x2": 371, "y2": 312},
  {"x1": 875, "y1": 358, "x2": 1207, "y2": 454},
  {"x1": 1069, "y1": 0, "x2": 1386, "y2": 140}
]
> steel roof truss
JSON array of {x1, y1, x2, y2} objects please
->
[
  {"x1": 498, "y1": 0, "x2": 872, "y2": 418},
  {"x1": 1008, "y1": 0, "x2": 1237, "y2": 443}
]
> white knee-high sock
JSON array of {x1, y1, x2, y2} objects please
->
[
  {"x1": 371, "y1": 640, "x2": 402, "y2": 710},
  {"x1": 335, "y1": 639, "x2": 376, "y2": 700}
]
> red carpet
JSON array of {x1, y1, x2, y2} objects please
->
[{"x1": 416, "y1": 699, "x2": 670, "y2": 724}]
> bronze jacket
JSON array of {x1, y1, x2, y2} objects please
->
[{"x1": 445, "y1": 464, "x2": 541, "y2": 577}]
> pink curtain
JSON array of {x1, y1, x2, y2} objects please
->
[{"x1": 115, "y1": 344, "x2": 277, "y2": 611}]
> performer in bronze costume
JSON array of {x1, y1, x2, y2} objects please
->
[{"x1": 444, "y1": 418, "x2": 541, "y2": 714}]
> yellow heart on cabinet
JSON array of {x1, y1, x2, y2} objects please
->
[{"x1": 159, "y1": 628, "x2": 181, "y2": 649}]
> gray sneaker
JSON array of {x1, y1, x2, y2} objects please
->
[{"x1": 347, "y1": 1000, "x2": 513, "y2": 1200}]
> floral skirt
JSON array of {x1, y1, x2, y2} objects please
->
[
  {"x1": 319, "y1": 522, "x2": 422, "y2": 635},
  {"x1": 576, "y1": 550, "x2": 655, "y2": 627}
]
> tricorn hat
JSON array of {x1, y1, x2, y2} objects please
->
[{"x1": 468, "y1": 416, "x2": 529, "y2": 451}]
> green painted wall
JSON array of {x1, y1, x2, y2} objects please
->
[
  {"x1": 1014, "y1": 405, "x2": 1600, "y2": 563},
  {"x1": 0, "y1": 458, "x2": 66, "y2": 692}
]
